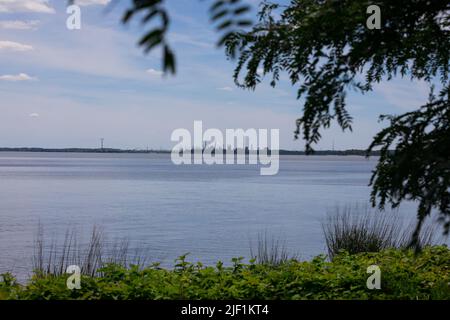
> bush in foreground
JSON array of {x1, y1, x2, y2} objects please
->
[
  {"x1": 1, "y1": 246, "x2": 449, "y2": 300},
  {"x1": 323, "y1": 205, "x2": 442, "y2": 259}
]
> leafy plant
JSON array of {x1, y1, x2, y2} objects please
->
[
  {"x1": 368, "y1": 88, "x2": 450, "y2": 248},
  {"x1": 2, "y1": 246, "x2": 449, "y2": 300}
]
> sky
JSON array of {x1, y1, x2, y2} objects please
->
[{"x1": 0, "y1": 0, "x2": 432, "y2": 150}]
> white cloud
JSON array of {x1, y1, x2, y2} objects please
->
[
  {"x1": 171, "y1": 33, "x2": 213, "y2": 49},
  {"x1": 217, "y1": 86, "x2": 233, "y2": 91},
  {"x1": 0, "y1": 73, "x2": 36, "y2": 81},
  {"x1": 7, "y1": 25, "x2": 154, "y2": 80},
  {"x1": 0, "y1": 20, "x2": 40, "y2": 30},
  {"x1": 0, "y1": 40, "x2": 33, "y2": 51},
  {"x1": 29, "y1": 112, "x2": 39, "y2": 118},
  {"x1": 0, "y1": 0, "x2": 55, "y2": 13},
  {"x1": 146, "y1": 68, "x2": 163, "y2": 77},
  {"x1": 75, "y1": 0, "x2": 111, "y2": 6}
]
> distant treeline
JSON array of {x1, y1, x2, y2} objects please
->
[
  {"x1": 0, "y1": 147, "x2": 382, "y2": 156},
  {"x1": 0, "y1": 147, "x2": 166, "y2": 154},
  {"x1": 279, "y1": 149, "x2": 381, "y2": 156}
]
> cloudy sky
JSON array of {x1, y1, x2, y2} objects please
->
[{"x1": 0, "y1": 0, "x2": 430, "y2": 150}]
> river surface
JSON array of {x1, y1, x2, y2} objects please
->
[{"x1": 0, "y1": 152, "x2": 424, "y2": 280}]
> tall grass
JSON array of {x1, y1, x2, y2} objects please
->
[
  {"x1": 322, "y1": 204, "x2": 444, "y2": 259},
  {"x1": 33, "y1": 224, "x2": 150, "y2": 277},
  {"x1": 249, "y1": 232, "x2": 296, "y2": 266}
]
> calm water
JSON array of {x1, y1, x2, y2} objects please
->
[{"x1": 0, "y1": 152, "x2": 419, "y2": 280}]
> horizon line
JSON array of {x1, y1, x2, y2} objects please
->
[{"x1": 0, "y1": 146, "x2": 379, "y2": 155}]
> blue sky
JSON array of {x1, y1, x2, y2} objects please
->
[{"x1": 0, "y1": 0, "x2": 431, "y2": 150}]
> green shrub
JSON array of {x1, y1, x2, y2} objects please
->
[{"x1": 1, "y1": 246, "x2": 449, "y2": 300}]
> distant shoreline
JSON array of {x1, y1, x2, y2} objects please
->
[{"x1": 0, "y1": 147, "x2": 380, "y2": 156}]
